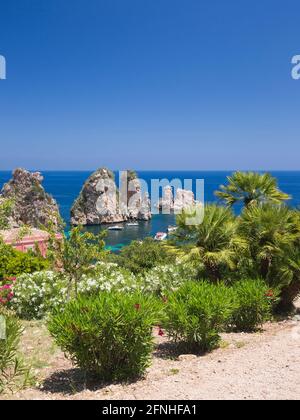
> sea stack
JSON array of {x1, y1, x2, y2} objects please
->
[
  {"x1": 70, "y1": 168, "x2": 151, "y2": 225},
  {"x1": 157, "y1": 185, "x2": 197, "y2": 213},
  {"x1": 0, "y1": 168, "x2": 62, "y2": 231}
]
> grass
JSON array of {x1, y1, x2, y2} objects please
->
[
  {"x1": 19, "y1": 320, "x2": 62, "y2": 382},
  {"x1": 168, "y1": 368, "x2": 180, "y2": 375}
]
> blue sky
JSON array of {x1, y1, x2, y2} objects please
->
[{"x1": 0, "y1": 0, "x2": 299, "y2": 170}]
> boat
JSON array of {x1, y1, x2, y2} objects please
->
[
  {"x1": 127, "y1": 222, "x2": 139, "y2": 226},
  {"x1": 108, "y1": 225, "x2": 124, "y2": 231},
  {"x1": 154, "y1": 232, "x2": 168, "y2": 241},
  {"x1": 167, "y1": 225, "x2": 177, "y2": 233}
]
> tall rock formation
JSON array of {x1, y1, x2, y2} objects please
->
[
  {"x1": 70, "y1": 168, "x2": 151, "y2": 225},
  {"x1": 0, "y1": 168, "x2": 62, "y2": 231},
  {"x1": 156, "y1": 185, "x2": 197, "y2": 213}
]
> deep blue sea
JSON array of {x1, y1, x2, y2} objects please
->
[{"x1": 1, "y1": 170, "x2": 300, "y2": 251}]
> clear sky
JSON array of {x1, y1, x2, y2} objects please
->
[{"x1": 0, "y1": 0, "x2": 299, "y2": 170}]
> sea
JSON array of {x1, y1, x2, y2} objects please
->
[{"x1": 1, "y1": 170, "x2": 300, "y2": 251}]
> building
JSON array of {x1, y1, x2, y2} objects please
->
[{"x1": 0, "y1": 228, "x2": 62, "y2": 257}]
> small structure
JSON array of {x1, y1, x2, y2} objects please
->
[{"x1": 0, "y1": 228, "x2": 62, "y2": 257}]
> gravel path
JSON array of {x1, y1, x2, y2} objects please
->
[{"x1": 5, "y1": 316, "x2": 300, "y2": 401}]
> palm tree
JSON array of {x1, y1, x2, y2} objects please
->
[
  {"x1": 175, "y1": 204, "x2": 245, "y2": 282},
  {"x1": 239, "y1": 204, "x2": 300, "y2": 299},
  {"x1": 278, "y1": 247, "x2": 300, "y2": 311},
  {"x1": 215, "y1": 171, "x2": 290, "y2": 208}
]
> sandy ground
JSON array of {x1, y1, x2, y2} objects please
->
[{"x1": 3, "y1": 314, "x2": 300, "y2": 401}]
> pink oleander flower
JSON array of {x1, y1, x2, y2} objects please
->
[
  {"x1": 158, "y1": 327, "x2": 164, "y2": 336},
  {"x1": 265, "y1": 289, "x2": 274, "y2": 298}
]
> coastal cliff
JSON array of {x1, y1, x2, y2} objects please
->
[
  {"x1": 70, "y1": 168, "x2": 151, "y2": 225},
  {"x1": 0, "y1": 168, "x2": 62, "y2": 231}
]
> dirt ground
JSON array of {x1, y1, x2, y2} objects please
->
[{"x1": 2, "y1": 312, "x2": 300, "y2": 400}]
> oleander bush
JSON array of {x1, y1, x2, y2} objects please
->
[
  {"x1": 48, "y1": 292, "x2": 163, "y2": 381},
  {"x1": 77, "y1": 262, "x2": 138, "y2": 295},
  {"x1": 0, "y1": 307, "x2": 30, "y2": 394},
  {"x1": 163, "y1": 281, "x2": 236, "y2": 352},
  {"x1": 78, "y1": 261, "x2": 197, "y2": 297},
  {"x1": 141, "y1": 263, "x2": 197, "y2": 296},
  {"x1": 231, "y1": 279, "x2": 278, "y2": 331},
  {"x1": 9, "y1": 271, "x2": 68, "y2": 319}
]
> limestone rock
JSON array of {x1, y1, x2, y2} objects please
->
[
  {"x1": 0, "y1": 168, "x2": 61, "y2": 231},
  {"x1": 70, "y1": 168, "x2": 151, "y2": 225},
  {"x1": 157, "y1": 186, "x2": 196, "y2": 213}
]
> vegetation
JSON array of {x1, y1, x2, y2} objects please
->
[
  {"x1": 231, "y1": 279, "x2": 278, "y2": 331},
  {"x1": 175, "y1": 204, "x2": 244, "y2": 282},
  {"x1": 115, "y1": 238, "x2": 175, "y2": 274},
  {"x1": 9, "y1": 271, "x2": 67, "y2": 320},
  {"x1": 0, "y1": 307, "x2": 31, "y2": 394},
  {"x1": 0, "y1": 198, "x2": 14, "y2": 230},
  {"x1": 0, "y1": 241, "x2": 49, "y2": 279},
  {"x1": 48, "y1": 226, "x2": 107, "y2": 297},
  {"x1": 215, "y1": 171, "x2": 290, "y2": 207},
  {"x1": 163, "y1": 281, "x2": 236, "y2": 352},
  {"x1": 48, "y1": 292, "x2": 162, "y2": 381},
  {"x1": 1, "y1": 171, "x2": 300, "y2": 389},
  {"x1": 238, "y1": 204, "x2": 300, "y2": 308}
]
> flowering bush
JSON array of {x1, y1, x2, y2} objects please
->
[
  {"x1": 48, "y1": 292, "x2": 163, "y2": 381},
  {"x1": 77, "y1": 262, "x2": 138, "y2": 295},
  {"x1": 0, "y1": 277, "x2": 16, "y2": 306},
  {"x1": 7, "y1": 262, "x2": 198, "y2": 320},
  {"x1": 9, "y1": 271, "x2": 68, "y2": 320},
  {"x1": 141, "y1": 263, "x2": 197, "y2": 296},
  {"x1": 78, "y1": 262, "x2": 197, "y2": 297}
]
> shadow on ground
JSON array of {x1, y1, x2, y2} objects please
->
[
  {"x1": 41, "y1": 368, "x2": 140, "y2": 395},
  {"x1": 153, "y1": 341, "x2": 204, "y2": 360}
]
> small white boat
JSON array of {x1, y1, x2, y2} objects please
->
[
  {"x1": 167, "y1": 225, "x2": 177, "y2": 233},
  {"x1": 108, "y1": 225, "x2": 124, "y2": 231},
  {"x1": 127, "y1": 222, "x2": 139, "y2": 226},
  {"x1": 154, "y1": 232, "x2": 168, "y2": 241}
]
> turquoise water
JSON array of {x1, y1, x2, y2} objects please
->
[{"x1": 1, "y1": 171, "x2": 300, "y2": 250}]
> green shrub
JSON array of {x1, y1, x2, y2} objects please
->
[
  {"x1": 116, "y1": 238, "x2": 175, "y2": 274},
  {"x1": 10, "y1": 271, "x2": 68, "y2": 320},
  {"x1": 141, "y1": 263, "x2": 197, "y2": 296},
  {"x1": 163, "y1": 281, "x2": 235, "y2": 352},
  {"x1": 231, "y1": 279, "x2": 278, "y2": 331},
  {"x1": 48, "y1": 292, "x2": 162, "y2": 381},
  {"x1": 0, "y1": 307, "x2": 30, "y2": 394},
  {"x1": 0, "y1": 242, "x2": 49, "y2": 278}
]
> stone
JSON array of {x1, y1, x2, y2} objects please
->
[
  {"x1": 0, "y1": 168, "x2": 61, "y2": 232},
  {"x1": 178, "y1": 354, "x2": 197, "y2": 361},
  {"x1": 70, "y1": 168, "x2": 151, "y2": 225}
]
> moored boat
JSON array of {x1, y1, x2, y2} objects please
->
[
  {"x1": 108, "y1": 225, "x2": 124, "y2": 231},
  {"x1": 154, "y1": 232, "x2": 167, "y2": 241},
  {"x1": 167, "y1": 225, "x2": 177, "y2": 233}
]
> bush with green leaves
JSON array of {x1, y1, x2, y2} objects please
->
[
  {"x1": 77, "y1": 262, "x2": 138, "y2": 295},
  {"x1": 231, "y1": 279, "x2": 278, "y2": 331},
  {"x1": 0, "y1": 307, "x2": 31, "y2": 394},
  {"x1": 163, "y1": 281, "x2": 236, "y2": 352},
  {"x1": 115, "y1": 238, "x2": 175, "y2": 274},
  {"x1": 0, "y1": 241, "x2": 49, "y2": 278},
  {"x1": 141, "y1": 263, "x2": 198, "y2": 296},
  {"x1": 48, "y1": 292, "x2": 162, "y2": 381},
  {"x1": 9, "y1": 271, "x2": 68, "y2": 319},
  {"x1": 78, "y1": 261, "x2": 197, "y2": 297}
]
